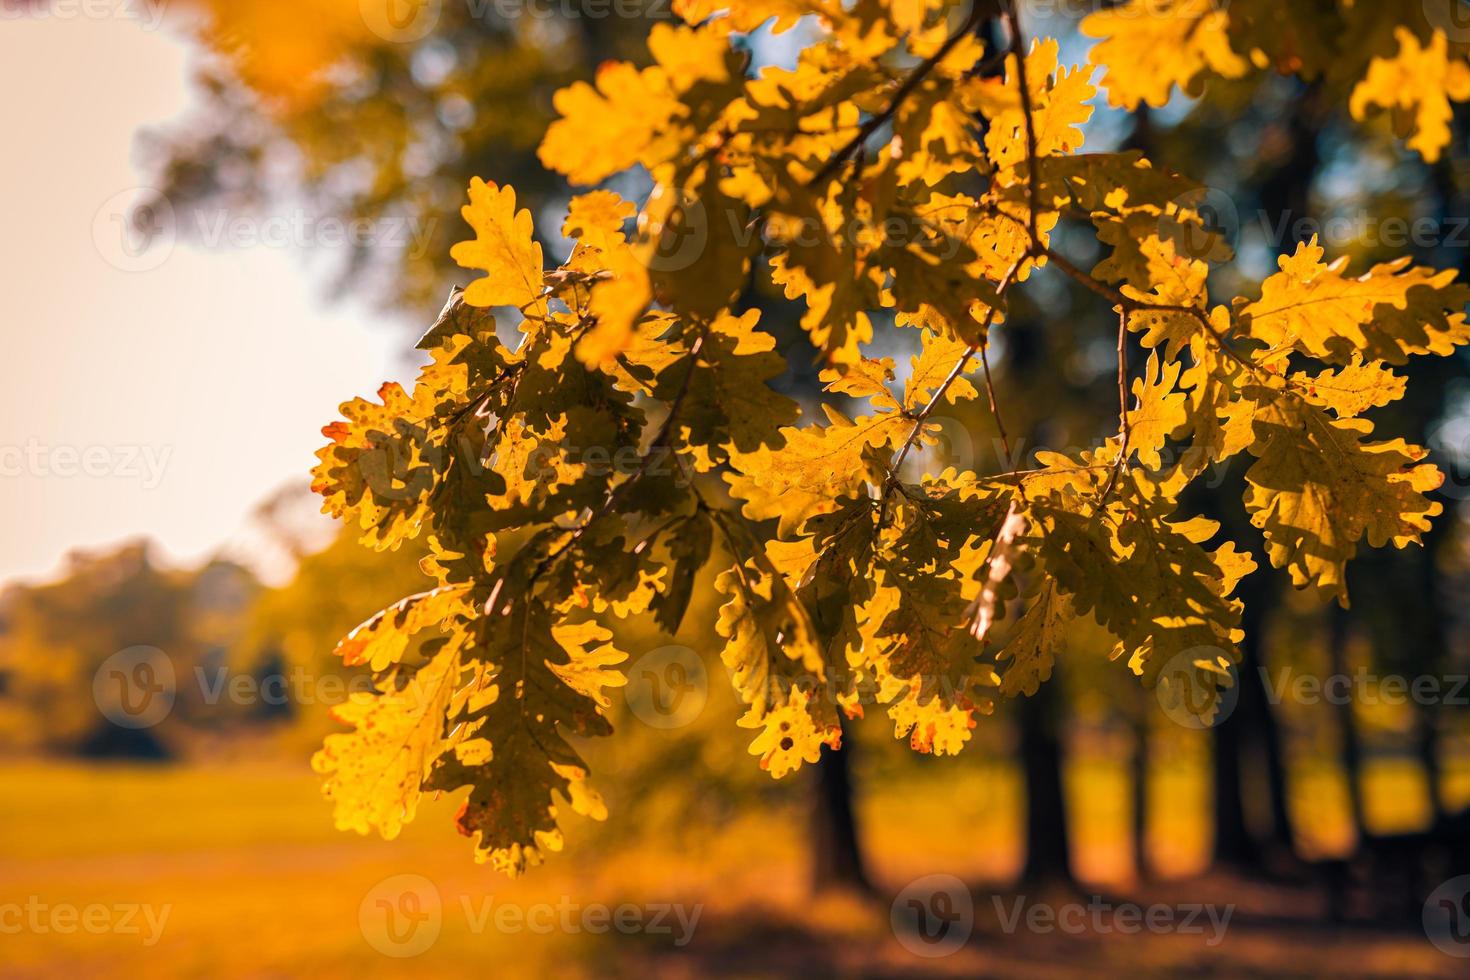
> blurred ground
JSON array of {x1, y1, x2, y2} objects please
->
[{"x1": 0, "y1": 760, "x2": 1459, "y2": 978}]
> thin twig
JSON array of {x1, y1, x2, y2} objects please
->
[
  {"x1": 978, "y1": 325, "x2": 1012, "y2": 463},
  {"x1": 808, "y1": 1, "x2": 985, "y2": 188},
  {"x1": 886, "y1": 256, "x2": 1025, "y2": 484},
  {"x1": 1001, "y1": 0, "x2": 1042, "y2": 242},
  {"x1": 1099, "y1": 306, "x2": 1131, "y2": 501},
  {"x1": 883, "y1": 0, "x2": 1038, "y2": 499},
  {"x1": 1038, "y1": 246, "x2": 1261, "y2": 376}
]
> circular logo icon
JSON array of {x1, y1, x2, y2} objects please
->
[
  {"x1": 1161, "y1": 186, "x2": 1239, "y2": 265},
  {"x1": 1425, "y1": 1, "x2": 1470, "y2": 43},
  {"x1": 891, "y1": 873, "x2": 973, "y2": 958},
  {"x1": 92, "y1": 188, "x2": 175, "y2": 273},
  {"x1": 624, "y1": 645, "x2": 708, "y2": 729},
  {"x1": 359, "y1": 874, "x2": 443, "y2": 957},
  {"x1": 1430, "y1": 426, "x2": 1470, "y2": 501},
  {"x1": 92, "y1": 646, "x2": 175, "y2": 729},
  {"x1": 917, "y1": 415, "x2": 976, "y2": 476},
  {"x1": 1154, "y1": 647, "x2": 1239, "y2": 729},
  {"x1": 641, "y1": 186, "x2": 709, "y2": 274},
  {"x1": 1424, "y1": 875, "x2": 1470, "y2": 957},
  {"x1": 360, "y1": 0, "x2": 442, "y2": 43}
]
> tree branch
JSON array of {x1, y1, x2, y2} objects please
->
[{"x1": 808, "y1": 1, "x2": 986, "y2": 188}]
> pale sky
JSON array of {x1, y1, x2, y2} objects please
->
[{"x1": 0, "y1": 9, "x2": 408, "y2": 584}]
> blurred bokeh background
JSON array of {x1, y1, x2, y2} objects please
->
[{"x1": 2, "y1": 1, "x2": 1469, "y2": 976}]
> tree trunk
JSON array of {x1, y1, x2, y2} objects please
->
[
  {"x1": 1211, "y1": 688, "x2": 1258, "y2": 867},
  {"x1": 1019, "y1": 674, "x2": 1074, "y2": 885},
  {"x1": 1213, "y1": 574, "x2": 1297, "y2": 869},
  {"x1": 1328, "y1": 604, "x2": 1368, "y2": 845},
  {"x1": 810, "y1": 721, "x2": 870, "y2": 894},
  {"x1": 1132, "y1": 689, "x2": 1154, "y2": 880}
]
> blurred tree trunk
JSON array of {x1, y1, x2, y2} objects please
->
[
  {"x1": 1131, "y1": 689, "x2": 1155, "y2": 880},
  {"x1": 1019, "y1": 673, "x2": 1074, "y2": 885},
  {"x1": 1213, "y1": 573, "x2": 1297, "y2": 868},
  {"x1": 1328, "y1": 604, "x2": 1368, "y2": 843},
  {"x1": 1207, "y1": 82, "x2": 1324, "y2": 874},
  {"x1": 810, "y1": 720, "x2": 870, "y2": 894}
]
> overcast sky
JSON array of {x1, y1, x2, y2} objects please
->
[{"x1": 0, "y1": 7, "x2": 414, "y2": 584}]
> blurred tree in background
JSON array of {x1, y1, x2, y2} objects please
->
[
  {"x1": 5, "y1": 0, "x2": 1467, "y2": 914},
  {"x1": 141, "y1": 0, "x2": 660, "y2": 313},
  {"x1": 0, "y1": 542, "x2": 257, "y2": 756}
]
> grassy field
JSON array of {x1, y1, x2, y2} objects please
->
[{"x1": 0, "y1": 759, "x2": 1461, "y2": 978}]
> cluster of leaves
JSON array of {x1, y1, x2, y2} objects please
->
[
  {"x1": 309, "y1": 0, "x2": 1469, "y2": 873},
  {"x1": 1085, "y1": 0, "x2": 1470, "y2": 162}
]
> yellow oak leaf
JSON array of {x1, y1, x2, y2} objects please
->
[
  {"x1": 983, "y1": 38, "x2": 1096, "y2": 174},
  {"x1": 539, "y1": 62, "x2": 683, "y2": 186},
  {"x1": 1128, "y1": 352, "x2": 1189, "y2": 471},
  {"x1": 1294, "y1": 359, "x2": 1406, "y2": 419},
  {"x1": 1237, "y1": 237, "x2": 1470, "y2": 365},
  {"x1": 1350, "y1": 27, "x2": 1470, "y2": 162},
  {"x1": 450, "y1": 179, "x2": 546, "y2": 318},
  {"x1": 904, "y1": 329, "x2": 978, "y2": 411},
  {"x1": 1244, "y1": 394, "x2": 1443, "y2": 604},
  {"x1": 1082, "y1": 0, "x2": 1248, "y2": 110}
]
